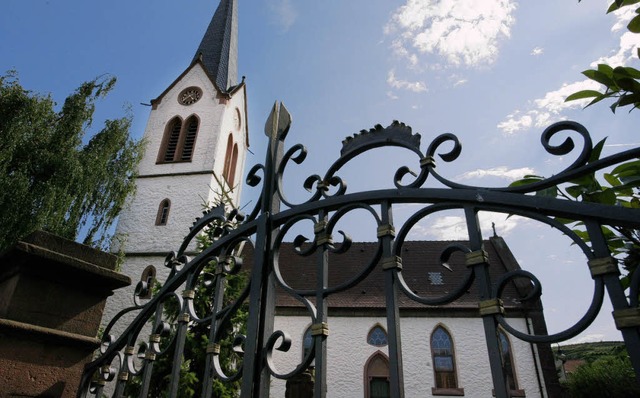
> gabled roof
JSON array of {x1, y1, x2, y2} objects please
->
[
  {"x1": 242, "y1": 237, "x2": 539, "y2": 314},
  {"x1": 192, "y1": 0, "x2": 238, "y2": 94}
]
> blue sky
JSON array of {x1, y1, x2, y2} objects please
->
[{"x1": 2, "y1": 0, "x2": 639, "y2": 344}]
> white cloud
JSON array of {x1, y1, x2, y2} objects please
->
[
  {"x1": 387, "y1": 69, "x2": 427, "y2": 92},
  {"x1": 385, "y1": 0, "x2": 517, "y2": 67},
  {"x1": 408, "y1": 212, "x2": 527, "y2": 240},
  {"x1": 267, "y1": 0, "x2": 297, "y2": 32},
  {"x1": 456, "y1": 166, "x2": 536, "y2": 181},
  {"x1": 531, "y1": 47, "x2": 543, "y2": 56},
  {"x1": 498, "y1": 8, "x2": 640, "y2": 135},
  {"x1": 565, "y1": 333, "x2": 606, "y2": 345}
]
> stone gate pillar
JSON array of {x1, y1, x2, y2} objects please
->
[{"x1": 0, "y1": 231, "x2": 130, "y2": 397}]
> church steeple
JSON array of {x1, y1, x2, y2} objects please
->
[{"x1": 192, "y1": 0, "x2": 238, "y2": 94}]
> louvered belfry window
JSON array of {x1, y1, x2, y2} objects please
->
[{"x1": 158, "y1": 115, "x2": 199, "y2": 163}]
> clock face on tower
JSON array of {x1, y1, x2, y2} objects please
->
[{"x1": 178, "y1": 87, "x2": 202, "y2": 105}]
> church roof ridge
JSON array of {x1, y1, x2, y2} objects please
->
[{"x1": 192, "y1": 0, "x2": 238, "y2": 94}]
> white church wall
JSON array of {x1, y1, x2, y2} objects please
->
[{"x1": 271, "y1": 315, "x2": 546, "y2": 398}]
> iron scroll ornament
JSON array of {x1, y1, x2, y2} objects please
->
[{"x1": 79, "y1": 108, "x2": 640, "y2": 398}]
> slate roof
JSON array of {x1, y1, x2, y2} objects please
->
[
  {"x1": 242, "y1": 236, "x2": 539, "y2": 314},
  {"x1": 192, "y1": 0, "x2": 238, "y2": 93}
]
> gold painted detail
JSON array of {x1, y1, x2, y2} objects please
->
[
  {"x1": 316, "y1": 233, "x2": 333, "y2": 246},
  {"x1": 149, "y1": 334, "x2": 161, "y2": 343},
  {"x1": 206, "y1": 343, "x2": 221, "y2": 354},
  {"x1": 311, "y1": 322, "x2": 329, "y2": 336},
  {"x1": 588, "y1": 257, "x2": 619, "y2": 277},
  {"x1": 316, "y1": 180, "x2": 329, "y2": 191},
  {"x1": 314, "y1": 220, "x2": 328, "y2": 234},
  {"x1": 479, "y1": 298, "x2": 504, "y2": 316},
  {"x1": 465, "y1": 250, "x2": 489, "y2": 267},
  {"x1": 182, "y1": 289, "x2": 196, "y2": 299},
  {"x1": 613, "y1": 308, "x2": 640, "y2": 329},
  {"x1": 420, "y1": 156, "x2": 435, "y2": 168},
  {"x1": 382, "y1": 256, "x2": 402, "y2": 270},
  {"x1": 124, "y1": 345, "x2": 136, "y2": 355},
  {"x1": 145, "y1": 351, "x2": 157, "y2": 361},
  {"x1": 118, "y1": 372, "x2": 129, "y2": 381},
  {"x1": 178, "y1": 313, "x2": 191, "y2": 323},
  {"x1": 377, "y1": 224, "x2": 396, "y2": 238}
]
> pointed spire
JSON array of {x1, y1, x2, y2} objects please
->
[{"x1": 192, "y1": 0, "x2": 238, "y2": 93}]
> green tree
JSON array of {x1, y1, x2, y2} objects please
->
[
  {"x1": 0, "y1": 71, "x2": 144, "y2": 252},
  {"x1": 125, "y1": 203, "x2": 249, "y2": 397},
  {"x1": 564, "y1": 351, "x2": 640, "y2": 397}
]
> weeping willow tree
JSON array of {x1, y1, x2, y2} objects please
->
[{"x1": 0, "y1": 71, "x2": 144, "y2": 252}]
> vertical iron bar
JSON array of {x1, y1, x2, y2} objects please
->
[
  {"x1": 464, "y1": 206, "x2": 509, "y2": 398},
  {"x1": 381, "y1": 200, "x2": 404, "y2": 398},
  {"x1": 139, "y1": 301, "x2": 166, "y2": 397},
  {"x1": 585, "y1": 221, "x2": 640, "y2": 383},
  {"x1": 201, "y1": 269, "x2": 228, "y2": 397},
  {"x1": 240, "y1": 102, "x2": 287, "y2": 397},
  {"x1": 314, "y1": 209, "x2": 329, "y2": 398},
  {"x1": 167, "y1": 274, "x2": 195, "y2": 397}
]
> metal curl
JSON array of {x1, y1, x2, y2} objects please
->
[
  {"x1": 292, "y1": 234, "x2": 317, "y2": 257},
  {"x1": 211, "y1": 334, "x2": 245, "y2": 382},
  {"x1": 492, "y1": 270, "x2": 542, "y2": 303},
  {"x1": 277, "y1": 144, "x2": 323, "y2": 207},
  {"x1": 540, "y1": 121, "x2": 592, "y2": 171},
  {"x1": 328, "y1": 230, "x2": 352, "y2": 254},
  {"x1": 497, "y1": 277, "x2": 606, "y2": 344},
  {"x1": 265, "y1": 330, "x2": 315, "y2": 380},
  {"x1": 425, "y1": 133, "x2": 462, "y2": 163}
]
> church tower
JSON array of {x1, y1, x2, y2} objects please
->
[{"x1": 105, "y1": 0, "x2": 248, "y2": 321}]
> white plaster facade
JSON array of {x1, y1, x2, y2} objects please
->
[{"x1": 270, "y1": 315, "x2": 547, "y2": 398}]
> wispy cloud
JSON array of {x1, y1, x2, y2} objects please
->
[
  {"x1": 385, "y1": 0, "x2": 517, "y2": 68},
  {"x1": 531, "y1": 47, "x2": 543, "y2": 56},
  {"x1": 497, "y1": 9, "x2": 640, "y2": 135},
  {"x1": 387, "y1": 70, "x2": 427, "y2": 92},
  {"x1": 267, "y1": 0, "x2": 298, "y2": 33},
  {"x1": 456, "y1": 166, "x2": 536, "y2": 181}
]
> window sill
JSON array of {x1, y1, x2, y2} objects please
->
[
  {"x1": 492, "y1": 389, "x2": 526, "y2": 397},
  {"x1": 432, "y1": 387, "x2": 465, "y2": 396}
]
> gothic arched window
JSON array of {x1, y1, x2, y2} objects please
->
[
  {"x1": 157, "y1": 115, "x2": 199, "y2": 163},
  {"x1": 498, "y1": 329, "x2": 520, "y2": 393},
  {"x1": 156, "y1": 199, "x2": 171, "y2": 226},
  {"x1": 364, "y1": 352, "x2": 390, "y2": 398},
  {"x1": 367, "y1": 325, "x2": 388, "y2": 347},
  {"x1": 223, "y1": 134, "x2": 238, "y2": 188},
  {"x1": 431, "y1": 325, "x2": 460, "y2": 392}
]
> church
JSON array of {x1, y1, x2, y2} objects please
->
[{"x1": 105, "y1": 0, "x2": 560, "y2": 396}]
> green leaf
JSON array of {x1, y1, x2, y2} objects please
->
[
  {"x1": 583, "y1": 69, "x2": 617, "y2": 88},
  {"x1": 584, "y1": 188, "x2": 618, "y2": 205},
  {"x1": 629, "y1": 14, "x2": 640, "y2": 33},
  {"x1": 616, "y1": 93, "x2": 640, "y2": 107},
  {"x1": 535, "y1": 186, "x2": 558, "y2": 197},
  {"x1": 508, "y1": 175, "x2": 544, "y2": 188},
  {"x1": 565, "y1": 90, "x2": 604, "y2": 102},
  {"x1": 608, "y1": 0, "x2": 640, "y2": 13},
  {"x1": 590, "y1": 138, "x2": 607, "y2": 163},
  {"x1": 603, "y1": 172, "x2": 622, "y2": 187},
  {"x1": 613, "y1": 66, "x2": 640, "y2": 79},
  {"x1": 566, "y1": 185, "x2": 586, "y2": 198},
  {"x1": 598, "y1": 63, "x2": 615, "y2": 76}
]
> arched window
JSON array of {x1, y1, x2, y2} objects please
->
[
  {"x1": 367, "y1": 325, "x2": 388, "y2": 347},
  {"x1": 497, "y1": 329, "x2": 519, "y2": 392},
  {"x1": 364, "y1": 352, "x2": 390, "y2": 398},
  {"x1": 180, "y1": 116, "x2": 199, "y2": 161},
  {"x1": 155, "y1": 199, "x2": 171, "y2": 226},
  {"x1": 431, "y1": 325, "x2": 460, "y2": 392},
  {"x1": 137, "y1": 265, "x2": 156, "y2": 299},
  {"x1": 229, "y1": 143, "x2": 238, "y2": 186},
  {"x1": 157, "y1": 115, "x2": 199, "y2": 163},
  {"x1": 159, "y1": 117, "x2": 183, "y2": 163}
]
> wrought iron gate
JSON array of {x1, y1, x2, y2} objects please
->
[{"x1": 78, "y1": 102, "x2": 640, "y2": 397}]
